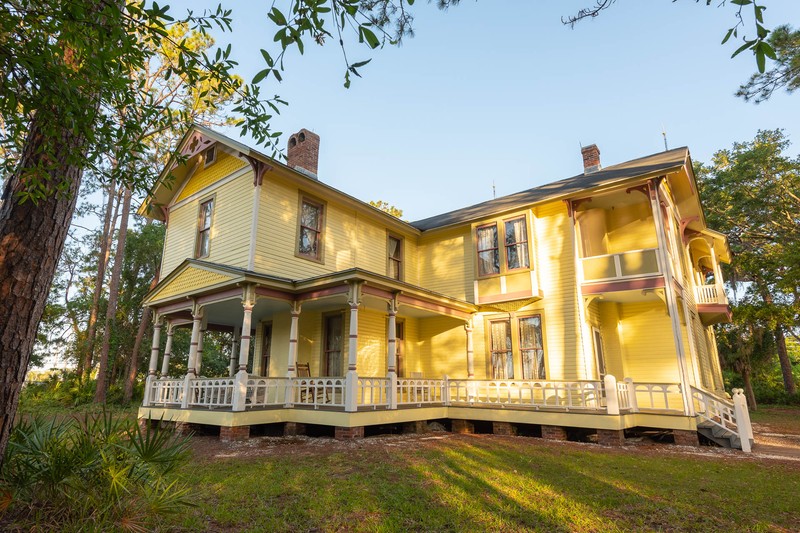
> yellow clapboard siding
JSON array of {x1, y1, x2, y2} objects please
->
[
  {"x1": 618, "y1": 301, "x2": 680, "y2": 383},
  {"x1": 358, "y1": 310, "x2": 386, "y2": 377},
  {"x1": 418, "y1": 226, "x2": 473, "y2": 301},
  {"x1": 532, "y1": 201, "x2": 580, "y2": 380},
  {"x1": 254, "y1": 176, "x2": 418, "y2": 282},
  {"x1": 418, "y1": 315, "x2": 469, "y2": 378},
  {"x1": 176, "y1": 151, "x2": 247, "y2": 202}
]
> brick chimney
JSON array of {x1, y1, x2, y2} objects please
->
[
  {"x1": 287, "y1": 128, "x2": 320, "y2": 177},
  {"x1": 581, "y1": 144, "x2": 601, "y2": 174}
]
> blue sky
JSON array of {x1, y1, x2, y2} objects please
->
[{"x1": 197, "y1": 1, "x2": 800, "y2": 222}]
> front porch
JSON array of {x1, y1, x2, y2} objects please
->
[{"x1": 140, "y1": 374, "x2": 753, "y2": 451}]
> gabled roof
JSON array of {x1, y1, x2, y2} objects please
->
[{"x1": 410, "y1": 147, "x2": 690, "y2": 231}]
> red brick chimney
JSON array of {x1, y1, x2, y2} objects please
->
[
  {"x1": 287, "y1": 129, "x2": 320, "y2": 177},
  {"x1": 581, "y1": 144, "x2": 601, "y2": 174}
]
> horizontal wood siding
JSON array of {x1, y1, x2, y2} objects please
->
[
  {"x1": 417, "y1": 316, "x2": 468, "y2": 378},
  {"x1": 176, "y1": 152, "x2": 247, "y2": 202},
  {"x1": 418, "y1": 226, "x2": 473, "y2": 301},
  {"x1": 358, "y1": 309, "x2": 386, "y2": 377},
  {"x1": 598, "y1": 302, "x2": 625, "y2": 379},
  {"x1": 254, "y1": 176, "x2": 417, "y2": 281},
  {"x1": 162, "y1": 169, "x2": 253, "y2": 277},
  {"x1": 618, "y1": 301, "x2": 680, "y2": 383},
  {"x1": 533, "y1": 201, "x2": 581, "y2": 380}
]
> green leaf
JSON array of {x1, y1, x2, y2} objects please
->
[
  {"x1": 360, "y1": 26, "x2": 380, "y2": 49},
  {"x1": 731, "y1": 39, "x2": 755, "y2": 58},
  {"x1": 268, "y1": 7, "x2": 287, "y2": 26},
  {"x1": 260, "y1": 49, "x2": 274, "y2": 67},
  {"x1": 252, "y1": 69, "x2": 270, "y2": 84},
  {"x1": 721, "y1": 28, "x2": 734, "y2": 45}
]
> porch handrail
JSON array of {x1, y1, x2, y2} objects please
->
[
  {"x1": 246, "y1": 377, "x2": 289, "y2": 408},
  {"x1": 691, "y1": 386, "x2": 752, "y2": 452},
  {"x1": 188, "y1": 377, "x2": 235, "y2": 408},
  {"x1": 290, "y1": 377, "x2": 345, "y2": 408},
  {"x1": 397, "y1": 378, "x2": 446, "y2": 405},
  {"x1": 148, "y1": 378, "x2": 184, "y2": 406},
  {"x1": 447, "y1": 378, "x2": 604, "y2": 411},
  {"x1": 618, "y1": 381, "x2": 683, "y2": 413},
  {"x1": 357, "y1": 377, "x2": 390, "y2": 408},
  {"x1": 581, "y1": 248, "x2": 661, "y2": 282}
]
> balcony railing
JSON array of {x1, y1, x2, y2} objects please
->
[
  {"x1": 694, "y1": 284, "x2": 727, "y2": 305},
  {"x1": 581, "y1": 248, "x2": 661, "y2": 282}
]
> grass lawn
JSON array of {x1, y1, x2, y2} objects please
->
[{"x1": 169, "y1": 429, "x2": 800, "y2": 532}]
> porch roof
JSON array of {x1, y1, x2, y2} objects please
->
[{"x1": 144, "y1": 259, "x2": 477, "y2": 319}]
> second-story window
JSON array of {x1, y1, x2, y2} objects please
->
[
  {"x1": 504, "y1": 216, "x2": 530, "y2": 270},
  {"x1": 477, "y1": 224, "x2": 500, "y2": 276},
  {"x1": 298, "y1": 197, "x2": 323, "y2": 260},
  {"x1": 195, "y1": 198, "x2": 214, "y2": 258},
  {"x1": 388, "y1": 235, "x2": 403, "y2": 280}
]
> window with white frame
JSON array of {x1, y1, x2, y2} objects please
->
[
  {"x1": 388, "y1": 235, "x2": 403, "y2": 280},
  {"x1": 519, "y1": 315, "x2": 545, "y2": 379},
  {"x1": 476, "y1": 224, "x2": 500, "y2": 276},
  {"x1": 195, "y1": 198, "x2": 214, "y2": 258},
  {"x1": 504, "y1": 216, "x2": 530, "y2": 270},
  {"x1": 489, "y1": 319, "x2": 514, "y2": 379}
]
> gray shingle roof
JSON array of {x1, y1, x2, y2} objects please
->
[{"x1": 410, "y1": 147, "x2": 689, "y2": 231}]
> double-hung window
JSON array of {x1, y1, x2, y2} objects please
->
[
  {"x1": 489, "y1": 319, "x2": 514, "y2": 379},
  {"x1": 388, "y1": 235, "x2": 403, "y2": 280},
  {"x1": 477, "y1": 224, "x2": 500, "y2": 276},
  {"x1": 195, "y1": 198, "x2": 214, "y2": 258},
  {"x1": 519, "y1": 315, "x2": 545, "y2": 379},
  {"x1": 298, "y1": 197, "x2": 324, "y2": 261},
  {"x1": 504, "y1": 216, "x2": 530, "y2": 270},
  {"x1": 476, "y1": 215, "x2": 531, "y2": 276}
]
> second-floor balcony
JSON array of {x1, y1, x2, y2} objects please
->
[
  {"x1": 581, "y1": 248, "x2": 661, "y2": 283},
  {"x1": 694, "y1": 284, "x2": 727, "y2": 305}
]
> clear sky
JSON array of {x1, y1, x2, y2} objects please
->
[{"x1": 186, "y1": 1, "x2": 800, "y2": 222}]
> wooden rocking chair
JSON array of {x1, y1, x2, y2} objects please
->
[{"x1": 296, "y1": 363, "x2": 328, "y2": 404}]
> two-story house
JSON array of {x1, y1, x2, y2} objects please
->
[{"x1": 137, "y1": 124, "x2": 752, "y2": 450}]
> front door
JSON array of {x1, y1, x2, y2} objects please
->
[{"x1": 323, "y1": 314, "x2": 344, "y2": 376}]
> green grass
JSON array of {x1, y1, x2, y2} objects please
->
[
  {"x1": 171, "y1": 434, "x2": 800, "y2": 532},
  {"x1": 750, "y1": 405, "x2": 800, "y2": 434}
]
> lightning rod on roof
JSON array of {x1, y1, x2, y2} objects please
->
[
  {"x1": 492, "y1": 180, "x2": 496, "y2": 199},
  {"x1": 662, "y1": 125, "x2": 669, "y2": 151}
]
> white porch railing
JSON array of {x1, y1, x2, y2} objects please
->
[
  {"x1": 357, "y1": 377, "x2": 390, "y2": 408},
  {"x1": 188, "y1": 378, "x2": 235, "y2": 408},
  {"x1": 691, "y1": 387, "x2": 753, "y2": 452},
  {"x1": 397, "y1": 378, "x2": 446, "y2": 405},
  {"x1": 581, "y1": 248, "x2": 661, "y2": 282},
  {"x1": 145, "y1": 375, "x2": 690, "y2": 416},
  {"x1": 290, "y1": 377, "x2": 346, "y2": 408},
  {"x1": 246, "y1": 378, "x2": 289, "y2": 407},
  {"x1": 448, "y1": 379, "x2": 604, "y2": 410},
  {"x1": 694, "y1": 284, "x2": 727, "y2": 305},
  {"x1": 149, "y1": 378, "x2": 184, "y2": 406},
  {"x1": 617, "y1": 380, "x2": 684, "y2": 412}
]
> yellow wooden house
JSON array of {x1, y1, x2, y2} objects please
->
[{"x1": 137, "y1": 125, "x2": 752, "y2": 450}]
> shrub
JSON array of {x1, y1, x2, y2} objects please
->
[{"x1": 0, "y1": 412, "x2": 193, "y2": 532}]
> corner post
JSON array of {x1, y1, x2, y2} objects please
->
[
  {"x1": 732, "y1": 388, "x2": 753, "y2": 453},
  {"x1": 195, "y1": 316, "x2": 207, "y2": 376},
  {"x1": 143, "y1": 314, "x2": 162, "y2": 407},
  {"x1": 284, "y1": 301, "x2": 301, "y2": 407},
  {"x1": 232, "y1": 287, "x2": 256, "y2": 412},
  {"x1": 387, "y1": 297, "x2": 398, "y2": 410},
  {"x1": 604, "y1": 374, "x2": 620, "y2": 415},
  {"x1": 344, "y1": 282, "x2": 361, "y2": 413}
]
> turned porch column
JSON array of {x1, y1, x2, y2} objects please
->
[
  {"x1": 160, "y1": 321, "x2": 174, "y2": 376},
  {"x1": 182, "y1": 305, "x2": 204, "y2": 408},
  {"x1": 233, "y1": 287, "x2": 256, "y2": 411},
  {"x1": 345, "y1": 282, "x2": 362, "y2": 412},
  {"x1": 387, "y1": 298, "x2": 398, "y2": 410},
  {"x1": 465, "y1": 319, "x2": 475, "y2": 378},
  {"x1": 229, "y1": 326, "x2": 240, "y2": 377},
  {"x1": 142, "y1": 315, "x2": 162, "y2": 407},
  {"x1": 195, "y1": 317, "x2": 207, "y2": 376},
  {"x1": 287, "y1": 301, "x2": 301, "y2": 377}
]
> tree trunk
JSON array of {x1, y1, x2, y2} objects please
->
[
  {"x1": 774, "y1": 325, "x2": 797, "y2": 395},
  {"x1": 123, "y1": 307, "x2": 151, "y2": 403},
  {"x1": 80, "y1": 178, "x2": 118, "y2": 381},
  {"x1": 741, "y1": 364, "x2": 757, "y2": 411},
  {"x1": 94, "y1": 187, "x2": 132, "y2": 403},
  {"x1": 0, "y1": 116, "x2": 88, "y2": 471}
]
